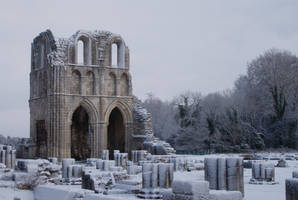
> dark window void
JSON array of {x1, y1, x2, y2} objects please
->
[
  {"x1": 36, "y1": 120, "x2": 47, "y2": 158},
  {"x1": 108, "y1": 107, "x2": 125, "y2": 159},
  {"x1": 71, "y1": 106, "x2": 91, "y2": 160}
]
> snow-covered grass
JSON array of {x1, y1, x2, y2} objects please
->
[{"x1": 0, "y1": 186, "x2": 34, "y2": 200}]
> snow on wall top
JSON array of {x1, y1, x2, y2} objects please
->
[{"x1": 32, "y1": 29, "x2": 126, "y2": 67}]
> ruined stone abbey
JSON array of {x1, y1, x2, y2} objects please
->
[{"x1": 29, "y1": 30, "x2": 174, "y2": 160}]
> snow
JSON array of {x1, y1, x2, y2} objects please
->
[
  {"x1": 209, "y1": 190, "x2": 242, "y2": 200},
  {"x1": 0, "y1": 187, "x2": 34, "y2": 200},
  {"x1": 0, "y1": 153, "x2": 297, "y2": 199}
]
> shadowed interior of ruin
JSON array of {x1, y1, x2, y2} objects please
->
[
  {"x1": 71, "y1": 106, "x2": 91, "y2": 160},
  {"x1": 36, "y1": 120, "x2": 47, "y2": 158},
  {"x1": 108, "y1": 107, "x2": 125, "y2": 159}
]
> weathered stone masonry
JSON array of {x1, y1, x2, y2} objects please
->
[
  {"x1": 29, "y1": 29, "x2": 175, "y2": 160},
  {"x1": 29, "y1": 29, "x2": 137, "y2": 160}
]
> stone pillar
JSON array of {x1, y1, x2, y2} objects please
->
[
  {"x1": 114, "y1": 152, "x2": 128, "y2": 168},
  {"x1": 5, "y1": 150, "x2": 12, "y2": 168},
  {"x1": 226, "y1": 158, "x2": 244, "y2": 195},
  {"x1": 0, "y1": 150, "x2": 6, "y2": 164},
  {"x1": 141, "y1": 163, "x2": 174, "y2": 189},
  {"x1": 252, "y1": 162, "x2": 275, "y2": 182},
  {"x1": 204, "y1": 157, "x2": 244, "y2": 195},
  {"x1": 217, "y1": 157, "x2": 227, "y2": 190},
  {"x1": 96, "y1": 159, "x2": 103, "y2": 170},
  {"x1": 113, "y1": 150, "x2": 120, "y2": 160},
  {"x1": 158, "y1": 163, "x2": 173, "y2": 188},
  {"x1": 142, "y1": 163, "x2": 152, "y2": 188},
  {"x1": 67, "y1": 165, "x2": 73, "y2": 179},
  {"x1": 131, "y1": 150, "x2": 147, "y2": 164},
  {"x1": 204, "y1": 157, "x2": 218, "y2": 189},
  {"x1": 102, "y1": 150, "x2": 109, "y2": 160},
  {"x1": 10, "y1": 150, "x2": 16, "y2": 169},
  {"x1": 62, "y1": 158, "x2": 75, "y2": 179},
  {"x1": 73, "y1": 165, "x2": 83, "y2": 178},
  {"x1": 286, "y1": 178, "x2": 298, "y2": 200}
]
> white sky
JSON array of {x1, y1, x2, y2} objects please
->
[{"x1": 0, "y1": 0, "x2": 298, "y2": 137}]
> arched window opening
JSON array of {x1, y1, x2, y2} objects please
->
[
  {"x1": 39, "y1": 73, "x2": 43, "y2": 97},
  {"x1": 71, "y1": 106, "x2": 91, "y2": 160},
  {"x1": 108, "y1": 73, "x2": 117, "y2": 96},
  {"x1": 43, "y1": 71, "x2": 47, "y2": 96},
  {"x1": 108, "y1": 107, "x2": 125, "y2": 158},
  {"x1": 111, "y1": 43, "x2": 118, "y2": 67},
  {"x1": 71, "y1": 70, "x2": 81, "y2": 94},
  {"x1": 120, "y1": 74, "x2": 129, "y2": 96},
  {"x1": 40, "y1": 43, "x2": 45, "y2": 68},
  {"x1": 77, "y1": 40, "x2": 84, "y2": 65},
  {"x1": 86, "y1": 71, "x2": 95, "y2": 95}
]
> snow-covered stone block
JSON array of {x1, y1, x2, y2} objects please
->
[
  {"x1": 34, "y1": 185, "x2": 91, "y2": 200},
  {"x1": 16, "y1": 159, "x2": 41, "y2": 172},
  {"x1": 48, "y1": 157, "x2": 58, "y2": 164},
  {"x1": 162, "y1": 190, "x2": 174, "y2": 200},
  {"x1": 83, "y1": 194, "x2": 135, "y2": 200},
  {"x1": 13, "y1": 172, "x2": 39, "y2": 189},
  {"x1": 209, "y1": 190, "x2": 242, "y2": 200},
  {"x1": 87, "y1": 158, "x2": 100, "y2": 167},
  {"x1": 172, "y1": 180, "x2": 209, "y2": 195}
]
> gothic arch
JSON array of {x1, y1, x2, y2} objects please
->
[
  {"x1": 109, "y1": 36, "x2": 125, "y2": 68},
  {"x1": 104, "y1": 100, "x2": 132, "y2": 124},
  {"x1": 75, "y1": 32, "x2": 92, "y2": 65},
  {"x1": 68, "y1": 99, "x2": 99, "y2": 124}
]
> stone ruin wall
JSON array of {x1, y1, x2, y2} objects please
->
[{"x1": 29, "y1": 29, "x2": 175, "y2": 160}]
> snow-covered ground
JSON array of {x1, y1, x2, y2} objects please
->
[{"x1": 0, "y1": 154, "x2": 296, "y2": 200}]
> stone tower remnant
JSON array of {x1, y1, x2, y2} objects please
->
[{"x1": 29, "y1": 30, "x2": 175, "y2": 160}]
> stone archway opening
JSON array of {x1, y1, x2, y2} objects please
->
[
  {"x1": 71, "y1": 106, "x2": 91, "y2": 160},
  {"x1": 108, "y1": 107, "x2": 125, "y2": 159}
]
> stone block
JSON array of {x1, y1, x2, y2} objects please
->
[
  {"x1": 286, "y1": 178, "x2": 298, "y2": 200},
  {"x1": 209, "y1": 190, "x2": 242, "y2": 200},
  {"x1": 172, "y1": 180, "x2": 209, "y2": 200}
]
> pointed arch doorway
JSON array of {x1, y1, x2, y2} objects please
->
[
  {"x1": 107, "y1": 107, "x2": 125, "y2": 158},
  {"x1": 71, "y1": 106, "x2": 91, "y2": 160}
]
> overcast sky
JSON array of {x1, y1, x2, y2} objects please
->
[{"x1": 0, "y1": 0, "x2": 298, "y2": 137}]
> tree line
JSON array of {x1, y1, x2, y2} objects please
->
[{"x1": 140, "y1": 49, "x2": 298, "y2": 154}]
